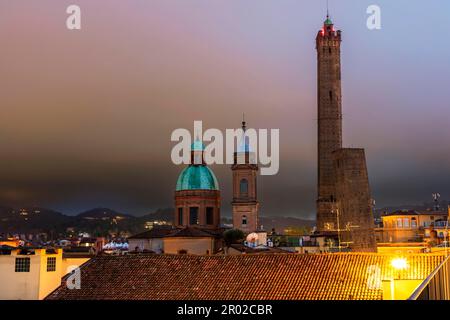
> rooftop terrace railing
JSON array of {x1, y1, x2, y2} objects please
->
[{"x1": 408, "y1": 254, "x2": 450, "y2": 300}]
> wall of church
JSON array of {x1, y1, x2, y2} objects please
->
[{"x1": 163, "y1": 237, "x2": 215, "y2": 255}]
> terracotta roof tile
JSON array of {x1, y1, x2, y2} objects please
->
[{"x1": 46, "y1": 253, "x2": 445, "y2": 300}]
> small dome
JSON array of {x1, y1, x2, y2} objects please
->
[
  {"x1": 176, "y1": 165, "x2": 219, "y2": 191},
  {"x1": 324, "y1": 17, "x2": 333, "y2": 26}
]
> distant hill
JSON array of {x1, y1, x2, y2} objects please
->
[
  {"x1": 77, "y1": 208, "x2": 134, "y2": 219},
  {"x1": 138, "y1": 208, "x2": 173, "y2": 221},
  {"x1": 259, "y1": 216, "x2": 315, "y2": 233},
  {"x1": 0, "y1": 205, "x2": 318, "y2": 239},
  {"x1": 0, "y1": 207, "x2": 73, "y2": 235},
  {"x1": 0, "y1": 206, "x2": 174, "y2": 239}
]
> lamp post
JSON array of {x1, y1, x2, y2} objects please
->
[{"x1": 385, "y1": 257, "x2": 408, "y2": 300}]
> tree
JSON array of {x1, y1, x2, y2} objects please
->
[{"x1": 223, "y1": 229, "x2": 245, "y2": 247}]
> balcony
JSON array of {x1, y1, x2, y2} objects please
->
[{"x1": 408, "y1": 254, "x2": 450, "y2": 300}]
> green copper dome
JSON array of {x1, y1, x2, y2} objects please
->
[
  {"x1": 324, "y1": 18, "x2": 333, "y2": 25},
  {"x1": 176, "y1": 165, "x2": 219, "y2": 191}
]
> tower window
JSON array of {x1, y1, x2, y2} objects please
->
[
  {"x1": 240, "y1": 179, "x2": 248, "y2": 194},
  {"x1": 329, "y1": 91, "x2": 333, "y2": 100},
  {"x1": 15, "y1": 257, "x2": 30, "y2": 272},
  {"x1": 242, "y1": 215, "x2": 248, "y2": 226},
  {"x1": 206, "y1": 207, "x2": 214, "y2": 225},
  {"x1": 189, "y1": 207, "x2": 199, "y2": 225},
  {"x1": 178, "y1": 207, "x2": 183, "y2": 225}
]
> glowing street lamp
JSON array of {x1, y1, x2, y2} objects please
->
[
  {"x1": 391, "y1": 258, "x2": 408, "y2": 270},
  {"x1": 383, "y1": 257, "x2": 409, "y2": 300}
]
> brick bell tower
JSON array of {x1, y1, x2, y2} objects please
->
[
  {"x1": 316, "y1": 14, "x2": 343, "y2": 232},
  {"x1": 232, "y1": 119, "x2": 259, "y2": 233}
]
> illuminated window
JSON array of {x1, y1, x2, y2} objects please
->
[
  {"x1": 403, "y1": 218, "x2": 410, "y2": 228},
  {"x1": 411, "y1": 218, "x2": 417, "y2": 228},
  {"x1": 47, "y1": 257, "x2": 56, "y2": 272},
  {"x1": 206, "y1": 207, "x2": 214, "y2": 225},
  {"x1": 189, "y1": 207, "x2": 199, "y2": 225},
  {"x1": 324, "y1": 222, "x2": 335, "y2": 231},
  {"x1": 242, "y1": 215, "x2": 248, "y2": 226},
  {"x1": 396, "y1": 218, "x2": 403, "y2": 228},
  {"x1": 15, "y1": 258, "x2": 30, "y2": 272},
  {"x1": 240, "y1": 179, "x2": 248, "y2": 195}
]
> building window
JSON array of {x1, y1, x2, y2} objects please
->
[
  {"x1": 189, "y1": 207, "x2": 199, "y2": 225},
  {"x1": 47, "y1": 257, "x2": 56, "y2": 272},
  {"x1": 411, "y1": 218, "x2": 417, "y2": 228},
  {"x1": 396, "y1": 218, "x2": 403, "y2": 228},
  {"x1": 15, "y1": 258, "x2": 30, "y2": 272},
  {"x1": 242, "y1": 215, "x2": 248, "y2": 226},
  {"x1": 177, "y1": 207, "x2": 183, "y2": 225},
  {"x1": 240, "y1": 179, "x2": 248, "y2": 194},
  {"x1": 206, "y1": 207, "x2": 214, "y2": 225},
  {"x1": 403, "y1": 218, "x2": 410, "y2": 228}
]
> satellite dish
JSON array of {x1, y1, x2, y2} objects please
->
[{"x1": 246, "y1": 233, "x2": 259, "y2": 243}]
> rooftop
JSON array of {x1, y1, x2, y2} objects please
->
[
  {"x1": 128, "y1": 226, "x2": 227, "y2": 240},
  {"x1": 46, "y1": 253, "x2": 445, "y2": 300},
  {"x1": 165, "y1": 227, "x2": 218, "y2": 238},
  {"x1": 383, "y1": 210, "x2": 448, "y2": 217},
  {"x1": 128, "y1": 226, "x2": 175, "y2": 239}
]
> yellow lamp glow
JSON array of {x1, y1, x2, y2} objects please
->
[{"x1": 391, "y1": 258, "x2": 408, "y2": 270}]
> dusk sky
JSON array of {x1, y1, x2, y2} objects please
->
[{"x1": 0, "y1": 0, "x2": 449, "y2": 219}]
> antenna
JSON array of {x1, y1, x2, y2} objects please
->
[
  {"x1": 326, "y1": 0, "x2": 329, "y2": 18},
  {"x1": 242, "y1": 113, "x2": 246, "y2": 131},
  {"x1": 432, "y1": 193, "x2": 441, "y2": 211}
]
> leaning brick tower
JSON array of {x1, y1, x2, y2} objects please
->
[{"x1": 316, "y1": 14, "x2": 342, "y2": 232}]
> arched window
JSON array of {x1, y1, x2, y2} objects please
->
[
  {"x1": 189, "y1": 207, "x2": 199, "y2": 225},
  {"x1": 206, "y1": 207, "x2": 214, "y2": 225},
  {"x1": 242, "y1": 215, "x2": 248, "y2": 226},
  {"x1": 240, "y1": 179, "x2": 248, "y2": 194},
  {"x1": 177, "y1": 208, "x2": 183, "y2": 226}
]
